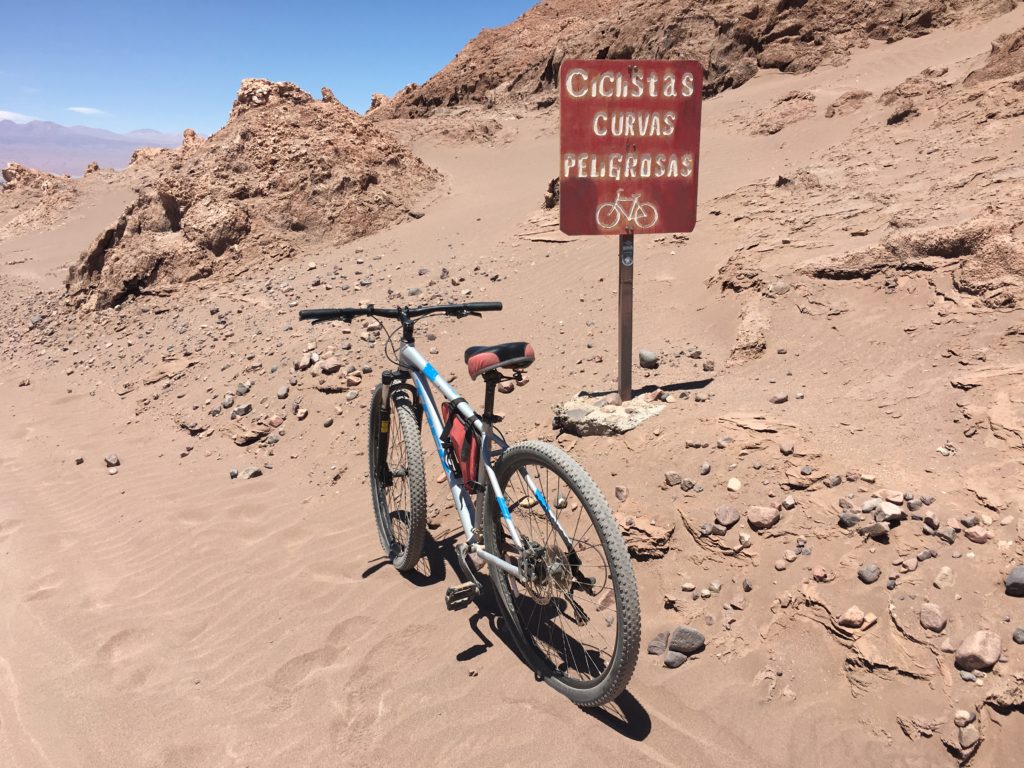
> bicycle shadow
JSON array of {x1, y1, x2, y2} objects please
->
[{"x1": 360, "y1": 528, "x2": 652, "y2": 742}]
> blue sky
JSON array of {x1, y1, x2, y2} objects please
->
[{"x1": 0, "y1": 0, "x2": 536, "y2": 135}]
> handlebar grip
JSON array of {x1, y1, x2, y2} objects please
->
[
  {"x1": 299, "y1": 308, "x2": 350, "y2": 322},
  {"x1": 465, "y1": 302, "x2": 503, "y2": 312}
]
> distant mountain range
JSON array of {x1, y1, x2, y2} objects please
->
[{"x1": 0, "y1": 120, "x2": 182, "y2": 176}]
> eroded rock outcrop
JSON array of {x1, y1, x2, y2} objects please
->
[{"x1": 65, "y1": 80, "x2": 439, "y2": 309}]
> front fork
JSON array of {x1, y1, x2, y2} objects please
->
[{"x1": 374, "y1": 371, "x2": 404, "y2": 485}]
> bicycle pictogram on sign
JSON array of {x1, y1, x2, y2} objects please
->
[{"x1": 595, "y1": 189, "x2": 659, "y2": 230}]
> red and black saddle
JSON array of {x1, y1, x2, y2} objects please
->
[{"x1": 464, "y1": 342, "x2": 535, "y2": 380}]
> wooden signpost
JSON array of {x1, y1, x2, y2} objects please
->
[{"x1": 559, "y1": 59, "x2": 703, "y2": 401}]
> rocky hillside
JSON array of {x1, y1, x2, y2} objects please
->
[
  {"x1": 380, "y1": 0, "x2": 1017, "y2": 117},
  {"x1": 65, "y1": 80, "x2": 440, "y2": 310}
]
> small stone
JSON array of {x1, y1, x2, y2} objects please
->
[
  {"x1": 861, "y1": 474, "x2": 877, "y2": 484},
  {"x1": 638, "y1": 349, "x2": 659, "y2": 369},
  {"x1": 858, "y1": 521, "x2": 890, "y2": 540},
  {"x1": 935, "y1": 527, "x2": 957, "y2": 544},
  {"x1": 838, "y1": 512, "x2": 862, "y2": 529},
  {"x1": 812, "y1": 566, "x2": 828, "y2": 582},
  {"x1": 108, "y1": 467, "x2": 118, "y2": 476},
  {"x1": 18, "y1": 378, "x2": 30, "y2": 387},
  {"x1": 964, "y1": 527, "x2": 993, "y2": 544},
  {"x1": 232, "y1": 404, "x2": 252, "y2": 418},
  {"x1": 919, "y1": 602, "x2": 947, "y2": 633},
  {"x1": 681, "y1": 582, "x2": 696, "y2": 592},
  {"x1": 823, "y1": 474, "x2": 842, "y2": 488},
  {"x1": 1012, "y1": 628, "x2": 1024, "y2": 645},
  {"x1": 240, "y1": 467, "x2": 262, "y2": 480},
  {"x1": 769, "y1": 393, "x2": 789, "y2": 404},
  {"x1": 959, "y1": 724, "x2": 980, "y2": 750},
  {"x1": 875, "y1": 501, "x2": 903, "y2": 524},
  {"x1": 748, "y1": 505, "x2": 780, "y2": 531},
  {"x1": 229, "y1": 468, "x2": 238, "y2": 479},
  {"x1": 934, "y1": 566, "x2": 954, "y2": 589},
  {"x1": 236, "y1": 382, "x2": 251, "y2": 396},
  {"x1": 323, "y1": 417, "x2": 334, "y2": 428},
  {"x1": 953, "y1": 710, "x2": 976, "y2": 728},
  {"x1": 838, "y1": 606, "x2": 865, "y2": 629},
  {"x1": 320, "y1": 357, "x2": 342, "y2": 375},
  {"x1": 663, "y1": 650, "x2": 687, "y2": 668},
  {"x1": 1004, "y1": 565, "x2": 1024, "y2": 597},
  {"x1": 862, "y1": 612, "x2": 878, "y2": 630},
  {"x1": 917, "y1": 549, "x2": 937, "y2": 561},
  {"x1": 74, "y1": 456, "x2": 84, "y2": 465},
  {"x1": 774, "y1": 559, "x2": 787, "y2": 571},
  {"x1": 959, "y1": 670, "x2": 977, "y2": 682},
  {"x1": 647, "y1": 631, "x2": 669, "y2": 655},
  {"x1": 222, "y1": 393, "x2": 235, "y2": 409},
  {"x1": 779, "y1": 443, "x2": 794, "y2": 456},
  {"x1": 715, "y1": 505, "x2": 741, "y2": 529},
  {"x1": 708, "y1": 581, "x2": 722, "y2": 594},
  {"x1": 955, "y1": 630, "x2": 1002, "y2": 672},
  {"x1": 665, "y1": 471, "x2": 682, "y2": 487},
  {"x1": 727, "y1": 477, "x2": 742, "y2": 492},
  {"x1": 858, "y1": 564, "x2": 881, "y2": 584},
  {"x1": 699, "y1": 462, "x2": 711, "y2": 476},
  {"x1": 104, "y1": 454, "x2": 120, "y2": 468},
  {"x1": 277, "y1": 385, "x2": 289, "y2": 399},
  {"x1": 615, "y1": 486, "x2": 629, "y2": 502},
  {"x1": 784, "y1": 549, "x2": 797, "y2": 563},
  {"x1": 668, "y1": 626, "x2": 705, "y2": 655},
  {"x1": 782, "y1": 495, "x2": 796, "y2": 510}
]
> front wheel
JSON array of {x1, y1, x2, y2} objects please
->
[
  {"x1": 368, "y1": 384, "x2": 427, "y2": 571},
  {"x1": 483, "y1": 440, "x2": 640, "y2": 707}
]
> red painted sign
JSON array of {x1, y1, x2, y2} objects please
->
[{"x1": 559, "y1": 60, "x2": 703, "y2": 236}]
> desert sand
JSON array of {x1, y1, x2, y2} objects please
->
[{"x1": 2, "y1": 3, "x2": 1024, "y2": 767}]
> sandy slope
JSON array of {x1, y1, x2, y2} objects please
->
[{"x1": 1, "y1": 7, "x2": 1024, "y2": 768}]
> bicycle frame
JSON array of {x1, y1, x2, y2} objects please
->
[{"x1": 381, "y1": 342, "x2": 570, "y2": 582}]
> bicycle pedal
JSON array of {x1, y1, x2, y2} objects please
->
[{"x1": 444, "y1": 581, "x2": 479, "y2": 611}]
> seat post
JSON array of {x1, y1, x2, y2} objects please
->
[{"x1": 482, "y1": 374, "x2": 499, "y2": 420}]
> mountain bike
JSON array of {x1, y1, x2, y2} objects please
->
[{"x1": 299, "y1": 301, "x2": 640, "y2": 707}]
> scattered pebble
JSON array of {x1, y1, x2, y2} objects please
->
[
  {"x1": 727, "y1": 477, "x2": 742, "y2": 492},
  {"x1": 955, "y1": 630, "x2": 1002, "y2": 672},
  {"x1": 1005, "y1": 565, "x2": 1024, "y2": 597},
  {"x1": 858, "y1": 564, "x2": 881, "y2": 584},
  {"x1": 934, "y1": 566, "x2": 955, "y2": 590},
  {"x1": 668, "y1": 626, "x2": 705, "y2": 655},
  {"x1": 838, "y1": 606, "x2": 865, "y2": 629},
  {"x1": 919, "y1": 602, "x2": 947, "y2": 633},
  {"x1": 647, "y1": 631, "x2": 669, "y2": 655},
  {"x1": 104, "y1": 454, "x2": 120, "y2": 468},
  {"x1": 664, "y1": 650, "x2": 687, "y2": 668}
]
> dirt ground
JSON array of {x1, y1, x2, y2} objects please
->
[{"x1": 1, "y1": 6, "x2": 1023, "y2": 767}]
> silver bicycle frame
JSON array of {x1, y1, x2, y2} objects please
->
[{"x1": 396, "y1": 343, "x2": 527, "y2": 579}]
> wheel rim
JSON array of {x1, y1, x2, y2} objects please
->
[
  {"x1": 377, "y1": 403, "x2": 412, "y2": 558},
  {"x1": 496, "y1": 460, "x2": 619, "y2": 687}
]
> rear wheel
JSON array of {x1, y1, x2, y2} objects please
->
[
  {"x1": 483, "y1": 440, "x2": 640, "y2": 707},
  {"x1": 368, "y1": 385, "x2": 426, "y2": 571}
]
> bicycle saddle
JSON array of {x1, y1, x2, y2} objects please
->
[{"x1": 464, "y1": 342, "x2": 535, "y2": 380}]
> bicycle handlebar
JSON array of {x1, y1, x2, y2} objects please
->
[{"x1": 298, "y1": 301, "x2": 502, "y2": 324}]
